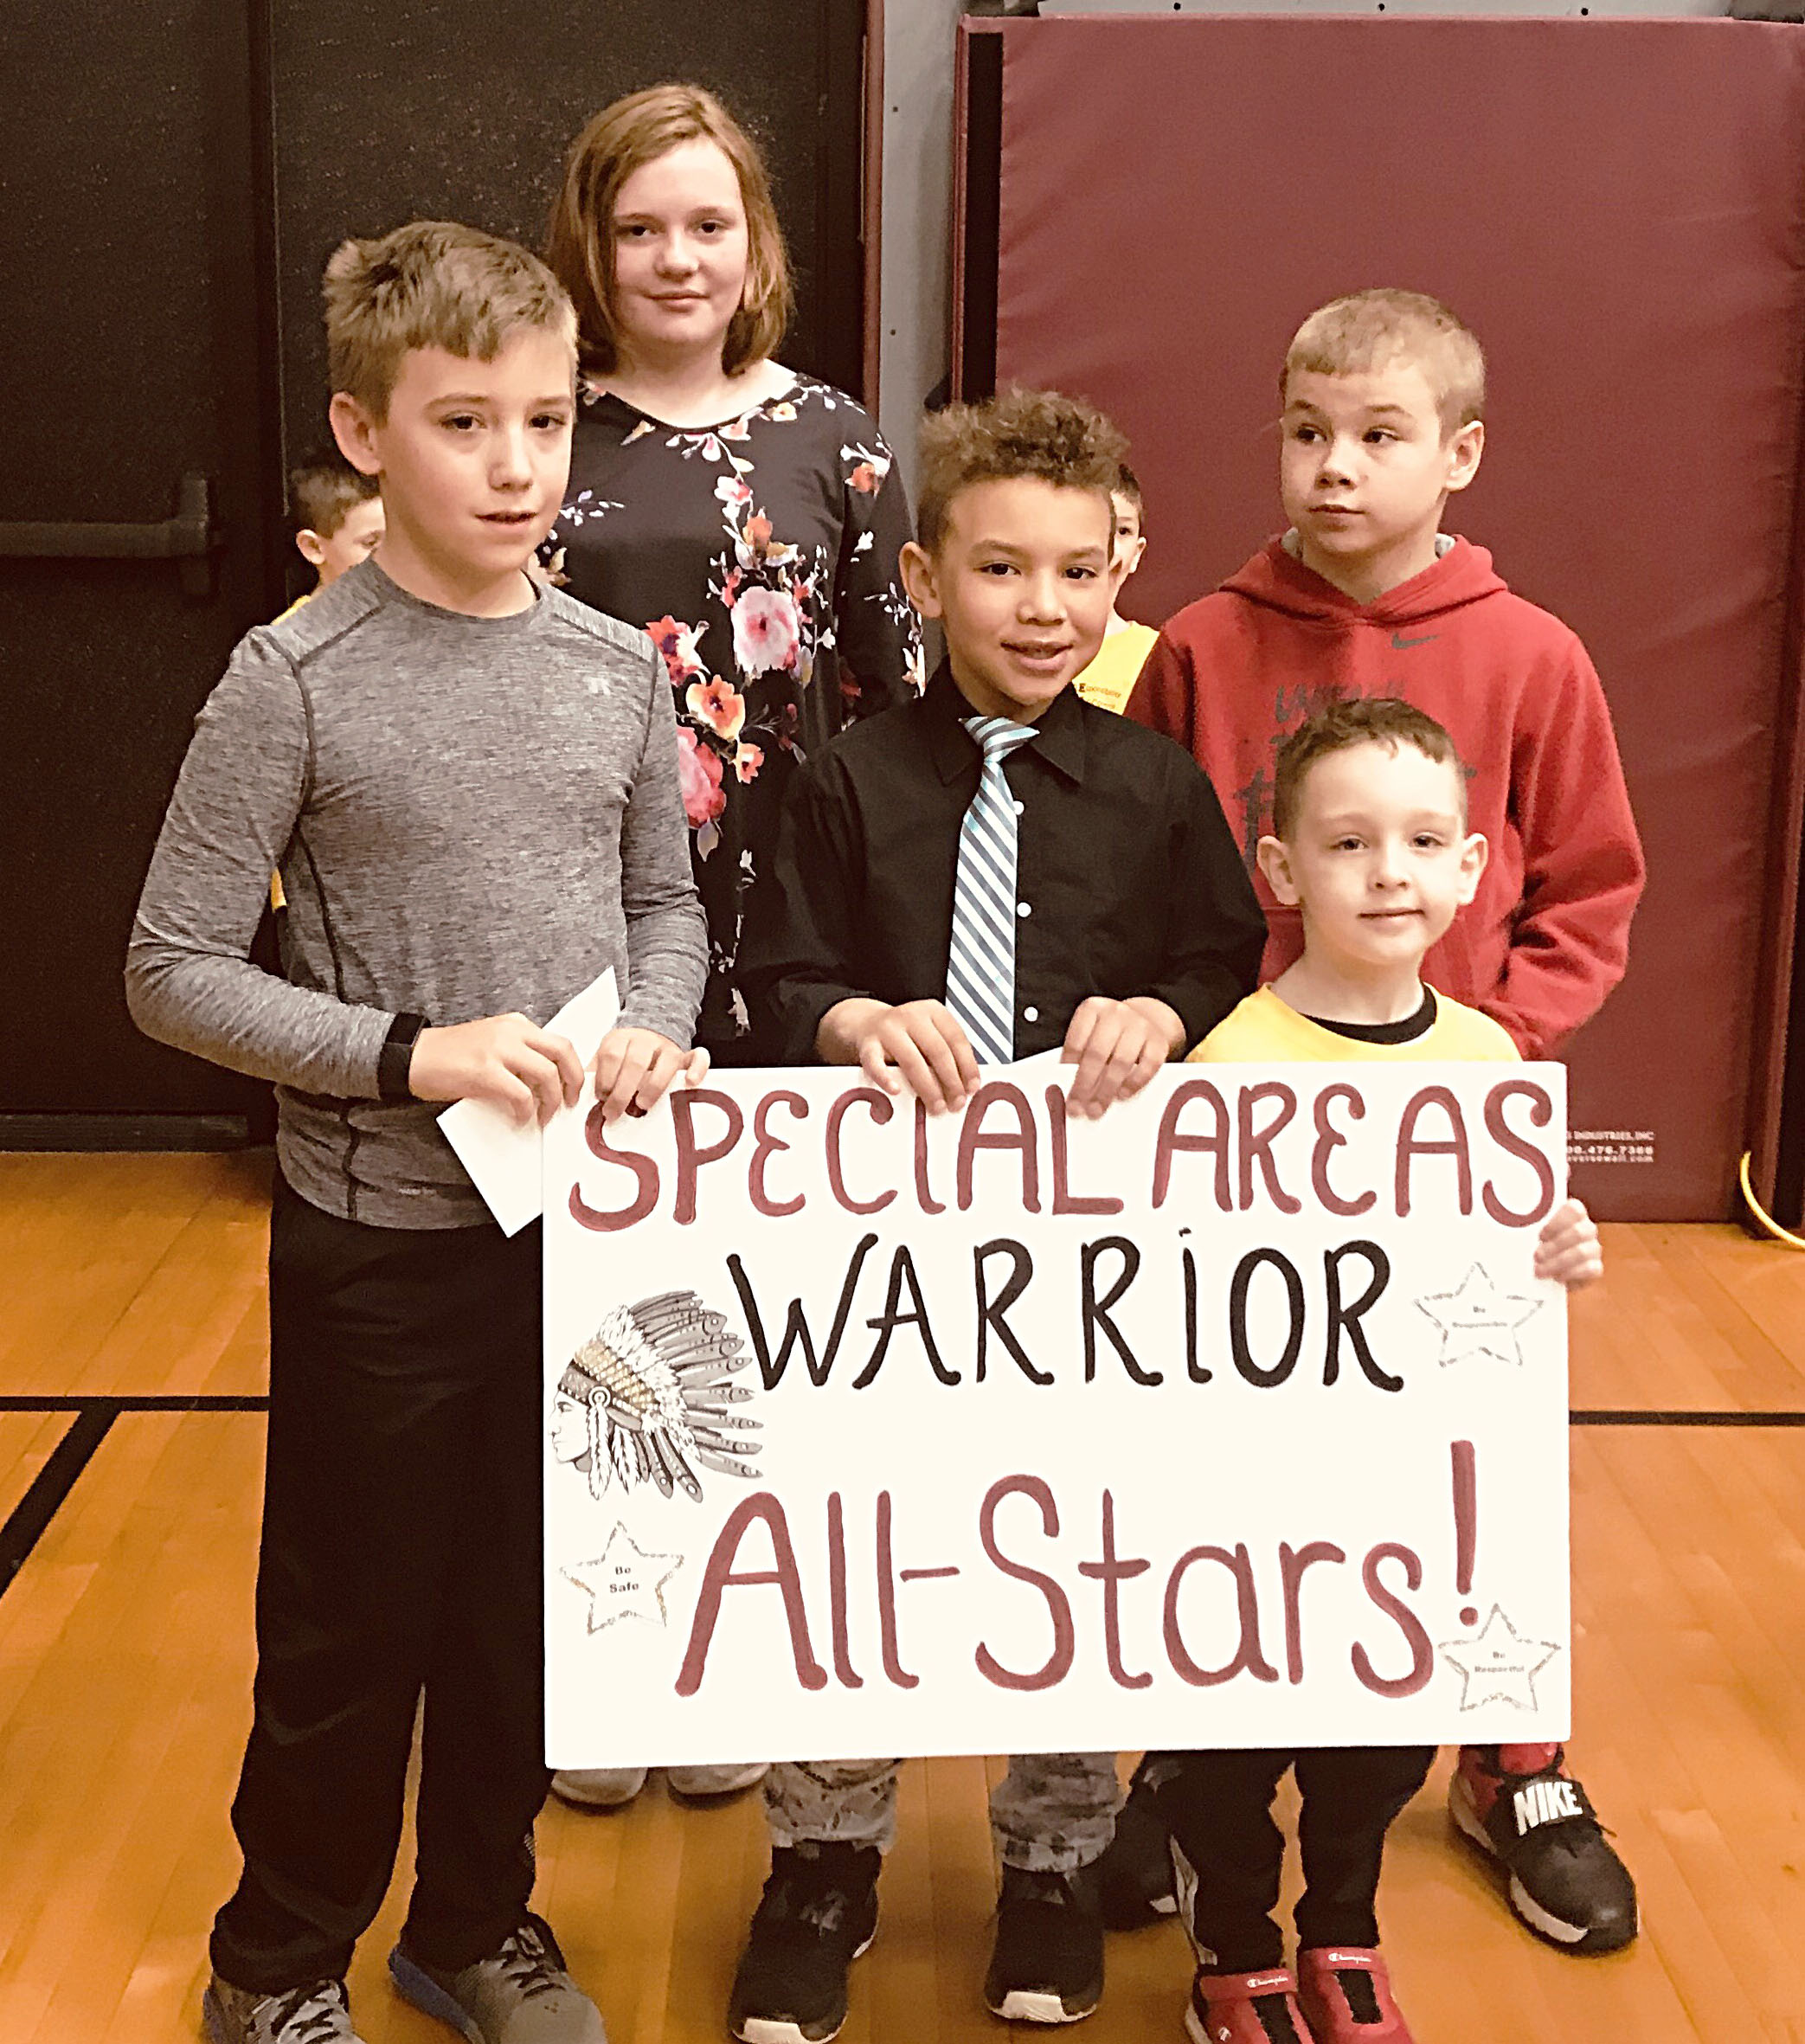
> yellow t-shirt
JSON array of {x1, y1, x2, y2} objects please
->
[
  {"x1": 1190, "y1": 983, "x2": 1519, "y2": 1064},
  {"x1": 1073, "y1": 620, "x2": 1159, "y2": 715}
]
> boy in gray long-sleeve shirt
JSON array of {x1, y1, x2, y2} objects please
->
[{"x1": 128, "y1": 221, "x2": 704, "y2": 2044}]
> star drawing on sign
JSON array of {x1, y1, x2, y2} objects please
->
[
  {"x1": 563, "y1": 1523, "x2": 684, "y2": 1635},
  {"x1": 1439, "y1": 1604, "x2": 1561, "y2": 1712},
  {"x1": 1414, "y1": 1263, "x2": 1544, "y2": 1368}
]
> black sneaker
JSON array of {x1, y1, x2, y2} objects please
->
[
  {"x1": 983, "y1": 1862, "x2": 1105, "y2": 2024},
  {"x1": 1449, "y1": 1746, "x2": 1639, "y2": 1953},
  {"x1": 728, "y1": 1842, "x2": 881, "y2": 2044},
  {"x1": 1094, "y1": 1764, "x2": 1177, "y2": 1931}
]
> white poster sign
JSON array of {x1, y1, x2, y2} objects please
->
[{"x1": 543, "y1": 1062, "x2": 1569, "y2": 1766}]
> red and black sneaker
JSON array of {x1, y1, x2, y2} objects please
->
[
  {"x1": 1449, "y1": 1745, "x2": 1638, "y2": 1954},
  {"x1": 1185, "y1": 1969, "x2": 1311, "y2": 2044},
  {"x1": 1295, "y1": 1948, "x2": 1414, "y2": 2043}
]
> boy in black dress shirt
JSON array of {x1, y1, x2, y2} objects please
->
[{"x1": 731, "y1": 389, "x2": 1266, "y2": 2044}]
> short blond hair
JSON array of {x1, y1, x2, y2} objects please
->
[
  {"x1": 546, "y1": 85, "x2": 793, "y2": 381},
  {"x1": 1283, "y1": 288, "x2": 1485, "y2": 435},
  {"x1": 324, "y1": 220, "x2": 575, "y2": 419},
  {"x1": 915, "y1": 388, "x2": 1127, "y2": 556}
]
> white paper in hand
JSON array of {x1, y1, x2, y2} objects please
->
[{"x1": 438, "y1": 967, "x2": 620, "y2": 1236}]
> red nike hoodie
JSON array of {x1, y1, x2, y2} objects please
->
[{"x1": 1128, "y1": 537, "x2": 1644, "y2": 1057}]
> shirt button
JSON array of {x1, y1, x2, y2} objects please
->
[
  {"x1": 1013, "y1": 800, "x2": 1025, "y2": 815},
  {"x1": 1024, "y1": 1005, "x2": 1039, "y2": 1023},
  {"x1": 1017, "y1": 901, "x2": 1031, "y2": 918}
]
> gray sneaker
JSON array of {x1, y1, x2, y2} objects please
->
[
  {"x1": 201, "y1": 1975, "x2": 365, "y2": 2044},
  {"x1": 389, "y1": 1916, "x2": 607, "y2": 2042},
  {"x1": 549, "y1": 1766, "x2": 648, "y2": 1809},
  {"x1": 666, "y1": 1761, "x2": 769, "y2": 1800}
]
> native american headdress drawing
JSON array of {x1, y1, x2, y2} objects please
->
[{"x1": 556, "y1": 1291, "x2": 761, "y2": 1503}]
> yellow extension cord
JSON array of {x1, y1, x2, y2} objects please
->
[{"x1": 1738, "y1": 1150, "x2": 1805, "y2": 1249}]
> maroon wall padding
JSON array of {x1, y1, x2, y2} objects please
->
[{"x1": 963, "y1": 16, "x2": 1805, "y2": 1223}]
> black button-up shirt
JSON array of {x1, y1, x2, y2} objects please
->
[{"x1": 742, "y1": 661, "x2": 1268, "y2": 1063}]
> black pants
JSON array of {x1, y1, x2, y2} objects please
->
[
  {"x1": 1150, "y1": 1745, "x2": 1436, "y2": 1972},
  {"x1": 210, "y1": 1175, "x2": 550, "y2": 1994}
]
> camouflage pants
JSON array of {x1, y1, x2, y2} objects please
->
[{"x1": 764, "y1": 1752, "x2": 1121, "y2": 1872}]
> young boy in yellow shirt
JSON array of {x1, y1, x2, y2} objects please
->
[
  {"x1": 268, "y1": 466, "x2": 387, "y2": 911},
  {"x1": 290, "y1": 459, "x2": 385, "y2": 591},
  {"x1": 1071, "y1": 464, "x2": 1158, "y2": 713},
  {"x1": 1150, "y1": 694, "x2": 1602, "y2": 2044}
]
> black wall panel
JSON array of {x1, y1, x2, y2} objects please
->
[{"x1": 1, "y1": 0, "x2": 277, "y2": 1124}]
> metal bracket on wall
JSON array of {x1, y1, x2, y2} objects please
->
[{"x1": 0, "y1": 470, "x2": 223, "y2": 597}]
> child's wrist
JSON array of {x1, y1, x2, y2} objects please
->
[
  {"x1": 817, "y1": 997, "x2": 884, "y2": 1064},
  {"x1": 1124, "y1": 994, "x2": 1186, "y2": 1057},
  {"x1": 379, "y1": 1012, "x2": 429, "y2": 1102}
]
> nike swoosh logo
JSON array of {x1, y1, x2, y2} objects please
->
[{"x1": 1391, "y1": 631, "x2": 1437, "y2": 650}]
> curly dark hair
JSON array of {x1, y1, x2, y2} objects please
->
[{"x1": 915, "y1": 387, "x2": 1127, "y2": 554}]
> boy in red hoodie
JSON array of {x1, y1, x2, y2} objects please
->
[
  {"x1": 1131, "y1": 288, "x2": 1642, "y2": 1059},
  {"x1": 1121, "y1": 288, "x2": 1642, "y2": 1958}
]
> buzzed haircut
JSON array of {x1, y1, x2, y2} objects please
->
[
  {"x1": 915, "y1": 387, "x2": 1128, "y2": 555},
  {"x1": 288, "y1": 458, "x2": 379, "y2": 537},
  {"x1": 1283, "y1": 288, "x2": 1486, "y2": 436},
  {"x1": 1114, "y1": 461, "x2": 1144, "y2": 514},
  {"x1": 324, "y1": 219, "x2": 576, "y2": 419},
  {"x1": 1272, "y1": 695, "x2": 1468, "y2": 839}
]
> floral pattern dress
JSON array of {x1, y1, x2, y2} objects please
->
[{"x1": 543, "y1": 376, "x2": 922, "y2": 1062}]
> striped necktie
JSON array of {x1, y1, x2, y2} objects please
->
[{"x1": 945, "y1": 716, "x2": 1037, "y2": 1064}]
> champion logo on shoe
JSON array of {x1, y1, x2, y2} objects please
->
[
  {"x1": 1512, "y1": 1776, "x2": 1589, "y2": 1835},
  {"x1": 1189, "y1": 1974, "x2": 1295, "y2": 2009},
  {"x1": 1189, "y1": 1970, "x2": 1307, "y2": 2044}
]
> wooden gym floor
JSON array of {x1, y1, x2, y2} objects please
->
[{"x1": 1, "y1": 1152, "x2": 1802, "y2": 2043}]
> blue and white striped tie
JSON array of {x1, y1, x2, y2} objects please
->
[{"x1": 945, "y1": 716, "x2": 1036, "y2": 1064}]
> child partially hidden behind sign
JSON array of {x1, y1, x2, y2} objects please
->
[
  {"x1": 735, "y1": 388, "x2": 1267, "y2": 2041},
  {"x1": 1148, "y1": 696, "x2": 1602, "y2": 2044}
]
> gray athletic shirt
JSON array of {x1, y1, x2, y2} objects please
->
[{"x1": 126, "y1": 559, "x2": 707, "y2": 1230}]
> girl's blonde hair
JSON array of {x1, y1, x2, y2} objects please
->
[{"x1": 546, "y1": 84, "x2": 793, "y2": 380}]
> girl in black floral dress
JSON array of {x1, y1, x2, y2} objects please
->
[
  {"x1": 541, "y1": 81, "x2": 918, "y2": 1813},
  {"x1": 544, "y1": 85, "x2": 922, "y2": 1065}
]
